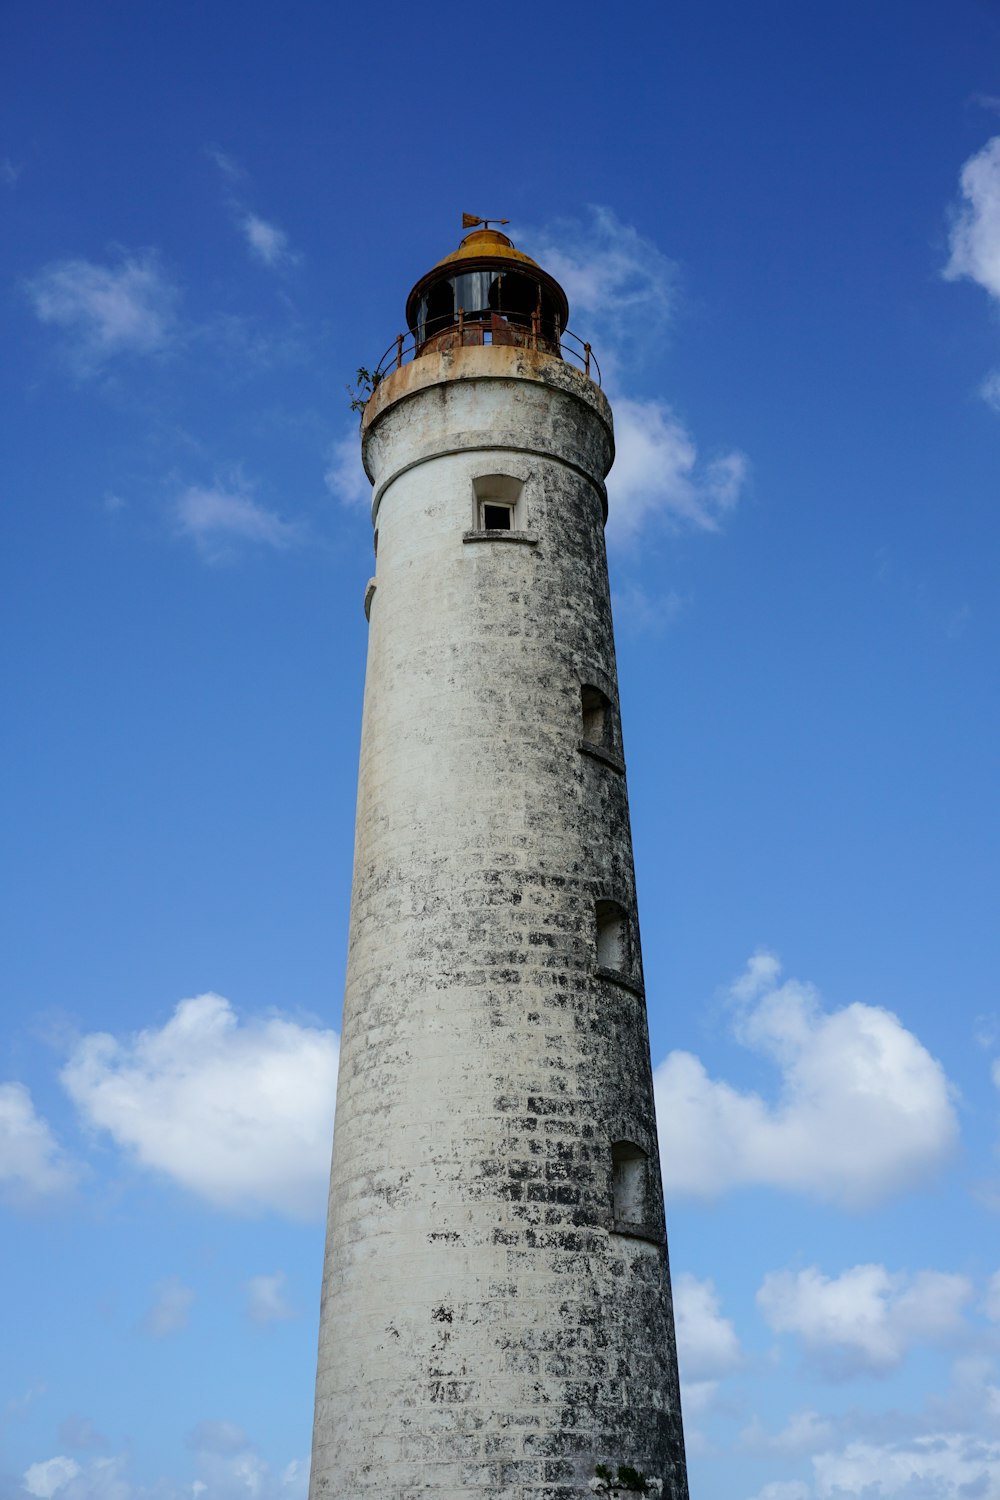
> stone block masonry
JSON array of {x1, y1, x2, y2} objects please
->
[{"x1": 309, "y1": 345, "x2": 688, "y2": 1500}]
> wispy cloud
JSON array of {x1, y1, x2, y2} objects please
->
[
  {"x1": 611, "y1": 580, "x2": 684, "y2": 635},
  {"x1": 520, "y1": 205, "x2": 677, "y2": 369},
  {"x1": 655, "y1": 952, "x2": 959, "y2": 1208},
  {"x1": 0, "y1": 1081, "x2": 79, "y2": 1209},
  {"x1": 61, "y1": 993, "x2": 339, "y2": 1219},
  {"x1": 241, "y1": 214, "x2": 297, "y2": 270},
  {"x1": 519, "y1": 207, "x2": 748, "y2": 548},
  {"x1": 324, "y1": 429, "x2": 371, "y2": 510},
  {"x1": 944, "y1": 136, "x2": 1000, "y2": 409},
  {"x1": 245, "y1": 1272, "x2": 296, "y2": 1324},
  {"x1": 944, "y1": 136, "x2": 1000, "y2": 301},
  {"x1": 26, "y1": 251, "x2": 180, "y2": 372},
  {"x1": 2, "y1": 156, "x2": 23, "y2": 186},
  {"x1": 208, "y1": 149, "x2": 299, "y2": 271},
  {"x1": 174, "y1": 479, "x2": 305, "y2": 561},
  {"x1": 205, "y1": 145, "x2": 245, "y2": 183},
  {"x1": 141, "y1": 1276, "x2": 195, "y2": 1338}
]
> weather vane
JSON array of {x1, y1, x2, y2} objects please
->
[{"x1": 462, "y1": 213, "x2": 509, "y2": 230}]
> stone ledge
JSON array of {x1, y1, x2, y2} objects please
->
[
  {"x1": 610, "y1": 1218, "x2": 665, "y2": 1246},
  {"x1": 462, "y1": 529, "x2": 539, "y2": 546},
  {"x1": 578, "y1": 740, "x2": 626, "y2": 774},
  {"x1": 595, "y1": 966, "x2": 645, "y2": 998}
]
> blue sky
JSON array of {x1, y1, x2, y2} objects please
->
[{"x1": 2, "y1": 3, "x2": 1000, "y2": 1498}]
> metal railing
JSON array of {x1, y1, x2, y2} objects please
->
[{"x1": 372, "y1": 319, "x2": 601, "y2": 387}]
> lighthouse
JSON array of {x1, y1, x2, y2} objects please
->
[{"x1": 310, "y1": 225, "x2": 689, "y2": 1500}]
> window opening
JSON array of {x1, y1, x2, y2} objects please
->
[
  {"x1": 581, "y1": 685, "x2": 613, "y2": 749},
  {"x1": 595, "y1": 900, "x2": 627, "y2": 972},
  {"x1": 611, "y1": 1141, "x2": 649, "y2": 1226},
  {"x1": 472, "y1": 474, "x2": 524, "y2": 531},
  {"x1": 482, "y1": 504, "x2": 512, "y2": 531}
]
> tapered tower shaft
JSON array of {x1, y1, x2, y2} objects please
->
[{"x1": 311, "y1": 231, "x2": 688, "y2": 1500}]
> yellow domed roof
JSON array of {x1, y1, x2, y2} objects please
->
[
  {"x1": 405, "y1": 227, "x2": 569, "y2": 334},
  {"x1": 432, "y1": 228, "x2": 541, "y2": 272}
]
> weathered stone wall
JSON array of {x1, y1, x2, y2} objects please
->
[{"x1": 310, "y1": 347, "x2": 688, "y2": 1500}]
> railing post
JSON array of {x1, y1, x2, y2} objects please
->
[
  {"x1": 395, "y1": 333, "x2": 403, "y2": 370},
  {"x1": 531, "y1": 309, "x2": 539, "y2": 351},
  {"x1": 458, "y1": 307, "x2": 465, "y2": 343},
  {"x1": 584, "y1": 341, "x2": 591, "y2": 378}
]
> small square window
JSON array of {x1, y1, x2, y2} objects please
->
[
  {"x1": 473, "y1": 474, "x2": 523, "y2": 531},
  {"x1": 481, "y1": 503, "x2": 513, "y2": 530}
]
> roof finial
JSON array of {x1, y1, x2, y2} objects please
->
[{"x1": 462, "y1": 212, "x2": 510, "y2": 231}]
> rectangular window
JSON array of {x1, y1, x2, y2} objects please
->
[
  {"x1": 481, "y1": 502, "x2": 513, "y2": 530},
  {"x1": 473, "y1": 474, "x2": 523, "y2": 532}
]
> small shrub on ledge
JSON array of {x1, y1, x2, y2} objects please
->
[{"x1": 589, "y1": 1462, "x2": 662, "y2": 1495}]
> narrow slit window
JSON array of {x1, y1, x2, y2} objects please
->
[
  {"x1": 473, "y1": 474, "x2": 523, "y2": 531},
  {"x1": 611, "y1": 1140, "x2": 649, "y2": 1226},
  {"x1": 581, "y1": 685, "x2": 613, "y2": 749},
  {"x1": 595, "y1": 900, "x2": 627, "y2": 972}
]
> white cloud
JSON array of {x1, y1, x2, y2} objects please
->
[
  {"x1": 757, "y1": 1264, "x2": 973, "y2": 1377},
  {"x1": 984, "y1": 1270, "x2": 1000, "y2": 1322},
  {"x1": 245, "y1": 1272, "x2": 296, "y2": 1324},
  {"x1": 61, "y1": 993, "x2": 338, "y2": 1219},
  {"x1": 23, "y1": 1459, "x2": 81, "y2": 1499},
  {"x1": 206, "y1": 146, "x2": 245, "y2": 183},
  {"x1": 174, "y1": 482, "x2": 304, "y2": 560},
  {"x1": 748, "y1": 1484, "x2": 810, "y2": 1500},
  {"x1": 673, "y1": 1273, "x2": 741, "y2": 1381},
  {"x1": 944, "y1": 136, "x2": 1000, "y2": 302},
  {"x1": 324, "y1": 429, "x2": 371, "y2": 510},
  {"x1": 19, "y1": 1441, "x2": 307, "y2": 1500},
  {"x1": 610, "y1": 580, "x2": 684, "y2": 635},
  {"x1": 980, "y1": 369, "x2": 1000, "y2": 412},
  {"x1": 26, "y1": 251, "x2": 179, "y2": 370},
  {"x1": 0, "y1": 1081, "x2": 79, "y2": 1208},
  {"x1": 141, "y1": 1275, "x2": 195, "y2": 1338},
  {"x1": 654, "y1": 952, "x2": 958, "y2": 1208},
  {"x1": 520, "y1": 205, "x2": 677, "y2": 363},
  {"x1": 607, "y1": 397, "x2": 748, "y2": 543},
  {"x1": 743, "y1": 1410, "x2": 836, "y2": 1456},
  {"x1": 813, "y1": 1433, "x2": 1000, "y2": 1498},
  {"x1": 241, "y1": 214, "x2": 297, "y2": 270},
  {"x1": 57, "y1": 1420, "x2": 106, "y2": 1453},
  {"x1": 186, "y1": 1425, "x2": 307, "y2": 1500},
  {"x1": 207, "y1": 148, "x2": 298, "y2": 270},
  {"x1": 495, "y1": 209, "x2": 750, "y2": 545}
]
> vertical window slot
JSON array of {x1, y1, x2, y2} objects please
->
[
  {"x1": 595, "y1": 900, "x2": 627, "y2": 972},
  {"x1": 611, "y1": 1141, "x2": 649, "y2": 1227}
]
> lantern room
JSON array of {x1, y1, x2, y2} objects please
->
[{"x1": 404, "y1": 228, "x2": 570, "y2": 359}]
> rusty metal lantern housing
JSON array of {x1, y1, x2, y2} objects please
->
[{"x1": 404, "y1": 229, "x2": 570, "y2": 360}]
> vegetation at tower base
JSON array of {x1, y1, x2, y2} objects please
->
[{"x1": 592, "y1": 1462, "x2": 659, "y2": 1495}]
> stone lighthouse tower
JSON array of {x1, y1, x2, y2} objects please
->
[{"x1": 310, "y1": 225, "x2": 689, "y2": 1500}]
